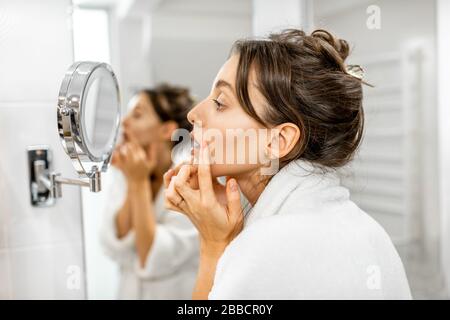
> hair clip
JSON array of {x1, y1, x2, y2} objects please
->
[{"x1": 345, "y1": 65, "x2": 365, "y2": 80}]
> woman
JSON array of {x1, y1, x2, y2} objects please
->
[
  {"x1": 100, "y1": 84, "x2": 199, "y2": 299},
  {"x1": 163, "y1": 29, "x2": 412, "y2": 299}
]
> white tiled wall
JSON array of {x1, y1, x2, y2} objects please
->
[
  {"x1": 0, "y1": 0, "x2": 85, "y2": 299},
  {"x1": 313, "y1": 0, "x2": 445, "y2": 299}
]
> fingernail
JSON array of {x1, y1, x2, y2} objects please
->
[{"x1": 230, "y1": 179, "x2": 238, "y2": 192}]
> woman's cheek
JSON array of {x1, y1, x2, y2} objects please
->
[
  {"x1": 137, "y1": 122, "x2": 157, "y2": 145},
  {"x1": 207, "y1": 138, "x2": 263, "y2": 178}
]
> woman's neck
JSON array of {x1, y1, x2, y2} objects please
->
[
  {"x1": 155, "y1": 142, "x2": 173, "y2": 176},
  {"x1": 233, "y1": 167, "x2": 272, "y2": 206},
  {"x1": 148, "y1": 141, "x2": 173, "y2": 196}
]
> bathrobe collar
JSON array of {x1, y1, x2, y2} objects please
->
[{"x1": 244, "y1": 159, "x2": 344, "y2": 227}]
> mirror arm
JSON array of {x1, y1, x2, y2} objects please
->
[
  {"x1": 51, "y1": 170, "x2": 101, "y2": 194},
  {"x1": 32, "y1": 158, "x2": 101, "y2": 201},
  {"x1": 28, "y1": 146, "x2": 103, "y2": 207},
  {"x1": 53, "y1": 175, "x2": 90, "y2": 188}
]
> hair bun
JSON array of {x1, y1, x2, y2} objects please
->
[{"x1": 311, "y1": 29, "x2": 350, "y2": 63}]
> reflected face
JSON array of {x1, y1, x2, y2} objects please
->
[
  {"x1": 187, "y1": 54, "x2": 272, "y2": 178},
  {"x1": 122, "y1": 93, "x2": 161, "y2": 147}
]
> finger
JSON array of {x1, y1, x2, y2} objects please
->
[
  {"x1": 115, "y1": 152, "x2": 125, "y2": 168},
  {"x1": 163, "y1": 163, "x2": 197, "y2": 188},
  {"x1": 163, "y1": 169, "x2": 175, "y2": 189},
  {"x1": 119, "y1": 144, "x2": 127, "y2": 156},
  {"x1": 127, "y1": 141, "x2": 141, "y2": 154},
  {"x1": 169, "y1": 162, "x2": 199, "y2": 189},
  {"x1": 164, "y1": 186, "x2": 190, "y2": 215},
  {"x1": 164, "y1": 197, "x2": 193, "y2": 222},
  {"x1": 180, "y1": 164, "x2": 199, "y2": 190},
  {"x1": 118, "y1": 144, "x2": 128, "y2": 163},
  {"x1": 174, "y1": 166, "x2": 198, "y2": 205},
  {"x1": 226, "y1": 178, "x2": 242, "y2": 220},
  {"x1": 165, "y1": 183, "x2": 183, "y2": 208},
  {"x1": 176, "y1": 165, "x2": 191, "y2": 185},
  {"x1": 172, "y1": 161, "x2": 195, "y2": 175},
  {"x1": 127, "y1": 145, "x2": 139, "y2": 164},
  {"x1": 164, "y1": 198, "x2": 184, "y2": 214},
  {"x1": 128, "y1": 143, "x2": 146, "y2": 163},
  {"x1": 174, "y1": 165, "x2": 196, "y2": 198},
  {"x1": 198, "y1": 141, "x2": 216, "y2": 201},
  {"x1": 136, "y1": 147, "x2": 147, "y2": 162}
]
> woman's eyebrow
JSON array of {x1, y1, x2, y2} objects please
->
[{"x1": 215, "y1": 79, "x2": 234, "y2": 92}]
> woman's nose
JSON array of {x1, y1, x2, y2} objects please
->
[
  {"x1": 187, "y1": 105, "x2": 198, "y2": 126},
  {"x1": 187, "y1": 99, "x2": 207, "y2": 127}
]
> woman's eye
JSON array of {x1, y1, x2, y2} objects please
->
[{"x1": 212, "y1": 99, "x2": 225, "y2": 111}]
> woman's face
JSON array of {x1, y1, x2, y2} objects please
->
[
  {"x1": 122, "y1": 93, "x2": 162, "y2": 147},
  {"x1": 187, "y1": 54, "x2": 272, "y2": 178}
]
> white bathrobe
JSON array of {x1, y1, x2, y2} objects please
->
[
  {"x1": 100, "y1": 167, "x2": 199, "y2": 300},
  {"x1": 209, "y1": 160, "x2": 412, "y2": 300}
]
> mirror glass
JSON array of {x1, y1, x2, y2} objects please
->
[
  {"x1": 82, "y1": 67, "x2": 120, "y2": 160},
  {"x1": 57, "y1": 61, "x2": 121, "y2": 177}
]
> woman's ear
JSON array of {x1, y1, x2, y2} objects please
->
[
  {"x1": 265, "y1": 123, "x2": 300, "y2": 159},
  {"x1": 160, "y1": 120, "x2": 179, "y2": 142}
]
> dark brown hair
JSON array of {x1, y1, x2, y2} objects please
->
[
  {"x1": 231, "y1": 29, "x2": 365, "y2": 169},
  {"x1": 142, "y1": 83, "x2": 194, "y2": 136}
]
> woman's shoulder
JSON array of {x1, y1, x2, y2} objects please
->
[
  {"x1": 244, "y1": 200, "x2": 387, "y2": 242},
  {"x1": 222, "y1": 200, "x2": 403, "y2": 278},
  {"x1": 212, "y1": 202, "x2": 411, "y2": 299}
]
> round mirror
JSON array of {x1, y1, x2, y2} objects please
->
[{"x1": 57, "y1": 61, "x2": 121, "y2": 178}]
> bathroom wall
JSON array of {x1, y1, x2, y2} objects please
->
[
  {"x1": 314, "y1": 0, "x2": 445, "y2": 299},
  {"x1": 314, "y1": 0, "x2": 438, "y2": 244},
  {"x1": 437, "y1": 0, "x2": 450, "y2": 296},
  {"x1": 110, "y1": 13, "x2": 153, "y2": 109},
  {"x1": 252, "y1": 0, "x2": 313, "y2": 36},
  {"x1": 150, "y1": 0, "x2": 252, "y2": 99},
  {"x1": 0, "y1": 0, "x2": 85, "y2": 299}
]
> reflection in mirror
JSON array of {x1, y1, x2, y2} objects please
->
[{"x1": 83, "y1": 66, "x2": 120, "y2": 160}]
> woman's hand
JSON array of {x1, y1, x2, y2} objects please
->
[
  {"x1": 164, "y1": 141, "x2": 244, "y2": 299},
  {"x1": 112, "y1": 139, "x2": 157, "y2": 183},
  {"x1": 164, "y1": 141, "x2": 244, "y2": 247}
]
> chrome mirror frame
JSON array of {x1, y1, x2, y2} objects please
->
[
  {"x1": 28, "y1": 61, "x2": 121, "y2": 206},
  {"x1": 57, "y1": 61, "x2": 121, "y2": 178}
]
